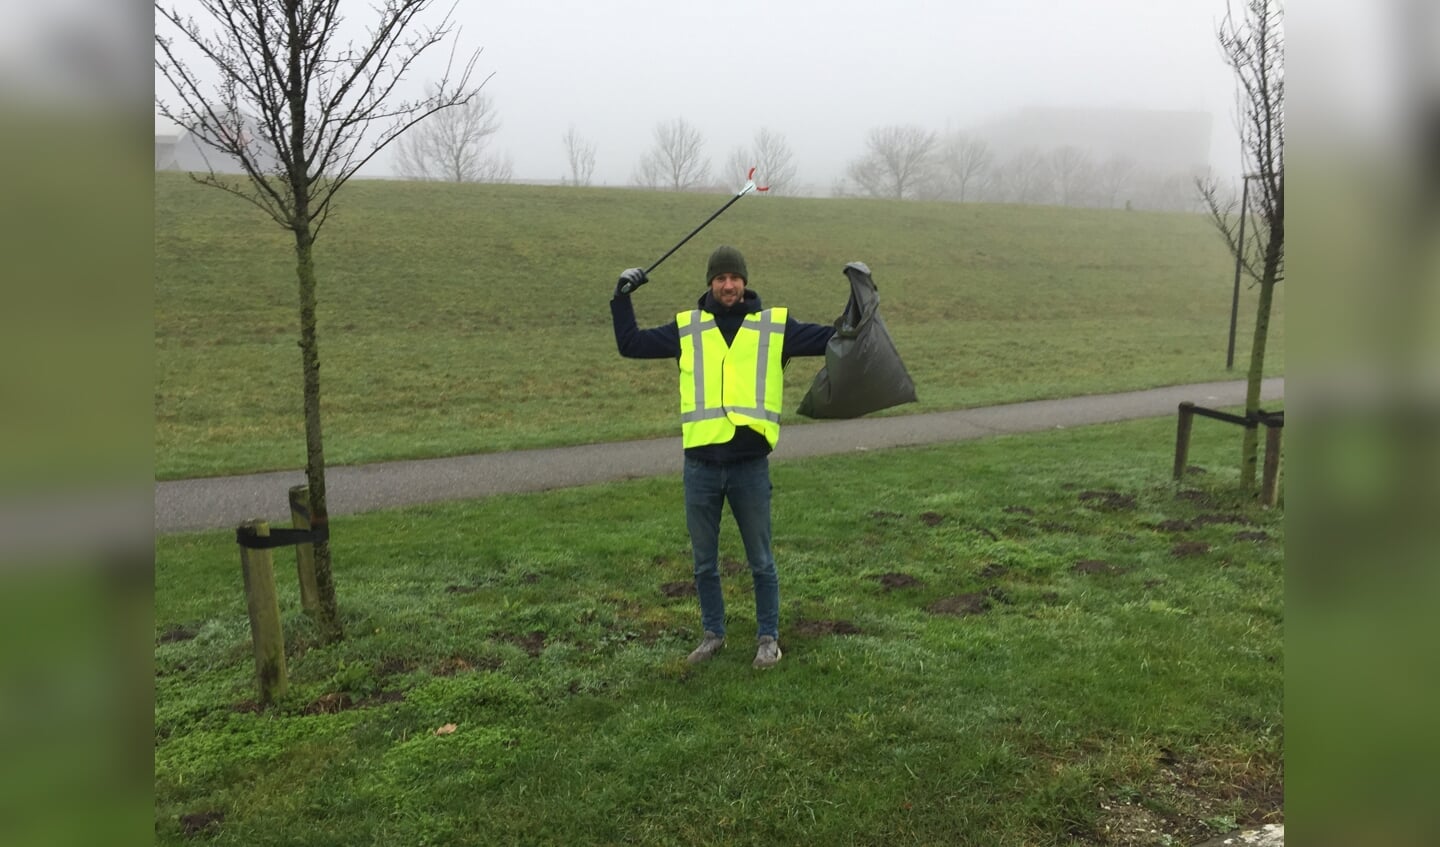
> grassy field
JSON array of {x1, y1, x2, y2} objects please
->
[
  {"x1": 154, "y1": 413, "x2": 1282, "y2": 846},
  {"x1": 155, "y1": 173, "x2": 1284, "y2": 479}
]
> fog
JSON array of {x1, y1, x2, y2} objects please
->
[
  {"x1": 413, "y1": 0, "x2": 1244, "y2": 186},
  {"x1": 368, "y1": 0, "x2": 1246, "y2": 186},
  {"x1": 148, "y1": 0, "x2": 1249, "y2": 189}
]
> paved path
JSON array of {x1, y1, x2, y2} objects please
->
[{"x1": 156, "y1": 378, "x2": 1283, "y2": 534}]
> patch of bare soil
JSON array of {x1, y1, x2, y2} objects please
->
[
  {"x1": 977, "y1": 563, "x2": 1010, "y2": 580},
  {"x1": 869, "y1": 510, "x2": 905, "y2": 520},
  {"x1": 158, "y1": 625, "x2": 197, "y2": 643},
  {"x1": 874, "y1": 572, "x2": 923, "y2": 590},
  {"x1": 302, "y1": 690, "x2": 405, "y2": 715},
  {"x1": 434, "y1": 655, "x2": 504, "y2": 676},
  {"x1": 1170, "y1": 541, "x2": 1211, "y2": 558},
  {"x1": 660, "y1": 581, "x2": 695, "y2": 598},
  {"x1": 303, "y1": 692, "x2": 354, "y2": 714},
  {"x1": 919, "y1": 511, "x2": 945, "y2": 526},
  {"x1": 1194, "y1": 512, "x2": 1254, "y2": 527},
  {"x1": 1073, "y1": 560, "x2": 1129, "y2": 576},
  {"x1": 179, "y1": 810, "x2": 224, "y2": 838},
  {"x1": 497, "y1": 629, "x2": 547, "y2": 657},
  {"x1": 792, "y1": 619, "x2": 863, "y2": 637},
  {"x1": 378, "y1": 657, "x2": 415, "y2": 676},
  {"x1": 1093, "y1": 748, "x2": 1284, "y2": 847},
  {"x1": 1234, "y1": 530, "x2": 1271, "y2": 543},
  {"x1": 1079, "y1": 490, "x2": 1137, "y2": 511},
  {"x1": 1151, "y1": 519, "x2": 1194, "y2": 532},
  {"x1": 721, "y1": 557, "x2": 746, "y2": 575},
  {"x1": 445, "y1": 584, "x2": 479, "y2": 594},
  {"x1": 1176, "y1": 489, "x2": 1216, "y2": 506},
  {"x1": 926, "y1": 593, "x2": 990, "y2": 616}
]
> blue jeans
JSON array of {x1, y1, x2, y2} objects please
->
[{"x1": 683, "y1": 456, "x2": 779, "y2": 639}]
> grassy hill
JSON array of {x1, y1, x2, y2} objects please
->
[{"x1": 155, "y1": 173, "x2": 1283, "y2": 479}]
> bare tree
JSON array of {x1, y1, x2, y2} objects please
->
[
  {"x1": 1196, "y1": 0, "x2": 1284, "y2": 492},
  {"x1": 1049, "y1": 146, "x2": 1096, "y2": 207},
  {"x1": 561, "y1": 124, "x2": 596, "y2": 186},
  {"x1": 936, "y1": 132, "x2": 993, "y2": 203},
  {"x1": 634, "y1": 117, "x2": 710, "y2": 191},
  {"x1": 725, "y1": 127, "x2": 799, "y2": 194},
  {"x1": 845, "y1": 125, "x2": 938, "y2": 199},
  {"x1": 393, "y1": 88, "x2": 506, "y2": 182},
  {"x1": 155, "y1": 0, "x2": 486, "y2": 641},
  {"x1": 990, "y1": 148, "x2": 1051, "y2": 204},
  {"x1": 1095, "y1": 154, "x2": 1139, "y2": 209}
]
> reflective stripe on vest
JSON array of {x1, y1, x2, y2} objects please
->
[{"x1": 676, "y1": 307, "x2": 788, "y2": 448}]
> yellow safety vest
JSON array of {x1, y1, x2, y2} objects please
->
[{"x1": 676, "y1": 307, "x2": 788, "y2": 449}]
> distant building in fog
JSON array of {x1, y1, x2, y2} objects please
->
[
  {"x1": 155, "y1": 114, "x2": 283, "y2": 174},
  {"x1": 974, "y1": 106, "x2": 1213, "y2": 174}
]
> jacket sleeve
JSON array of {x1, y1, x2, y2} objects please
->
[
  {"x1": 612, "y1": 295, "x2": 681, "y2": 359},
  {"x1": 782, "y1": 316, "x2": 835, "y2": 358}
]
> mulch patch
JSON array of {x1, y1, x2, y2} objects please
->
[
  {"x1": 792, "y1": 619, "x2": 863, "y2": 637},
  {"x1": 1073, "y1": 560, "x2": 1129, "y2": 576},
  {"x1": 1170, "y1": 541, "x2": 1211, "y2": 558},
  {"x1": 660, "y1": 581, "x2": 695, "y2": 598},
  {"x1": 1079, "y1": 490, "x2": 1138, "y2": 511},
  {"x1": 874, "y1": 572, "x2": 923, "y2": 590},
  {"x1": 919, "y1": 511, "x2": 945, "y2": 526},
  {"x1": 926, "y1": 593, "x2": 991, "y2": 617},
  {"x1": 179, "y1": 810, "x2": 224, "y2": 838}
]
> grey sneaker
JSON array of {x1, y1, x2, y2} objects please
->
[
  {"x1": 753, "y1": 635, "x2": 782, "y2": 669},
  {"x1": 686, "y1": 631, "x2": 725, "y2": 664}
]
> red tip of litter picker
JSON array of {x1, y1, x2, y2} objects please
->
[{"x1": 747, "y1": 166, "x2": 771, "y2": 192}]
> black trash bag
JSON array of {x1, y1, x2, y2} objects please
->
[{"x1": 797, "y1": 261, "x2": 917, "y2": 419}]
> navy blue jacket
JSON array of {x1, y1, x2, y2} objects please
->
[{"x1": 612, "y1": 288, "x2": 835, "y2": 463}]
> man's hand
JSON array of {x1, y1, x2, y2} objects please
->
[{"x1": 615, "y1": 267, "x2": 648, "y2": 297}]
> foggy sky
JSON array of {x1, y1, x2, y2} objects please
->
[
  {"x1": 151, "y1": 0, "x2": 1251, "y2": 187},
  {"x1": 381, "y1": 0, "x2": 1248, "y2": 185}
]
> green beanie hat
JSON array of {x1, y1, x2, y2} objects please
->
[{"x1": 706, "y1": 245, "x2": 748, "y2": 284}]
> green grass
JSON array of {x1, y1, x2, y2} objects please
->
[
  {"x1": 155, "y1": 174, "x2": 1284, "y2": 479},
  {"x1": 154, "y1": 414, "x2": 1283, "y2": 846}
]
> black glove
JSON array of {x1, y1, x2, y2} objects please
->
[{"x1": 615, "y1": 267, "x2": 648, "y2": 297}]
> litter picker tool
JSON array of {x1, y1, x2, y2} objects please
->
[{"x1": 617, "y1": 167, "x2": 770, "y2": 294}]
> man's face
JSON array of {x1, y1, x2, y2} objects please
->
[{"x1": 710, "y1": 272, "x2": 745, "y2": 308}]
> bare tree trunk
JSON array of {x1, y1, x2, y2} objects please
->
[
  {"x1": 1242, "y1": 278, "x2": 1274, "y2": 489},
  {"x1": 1242, "y1": 225, "x2": 1283, "y2": 491},
  {"x1": 293, "y1": 227, "x2": 341, "y2": 640}
]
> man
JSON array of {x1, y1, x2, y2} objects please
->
[{"x1": 611, "y1": 245, "x2": 835, "y2": 669}]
